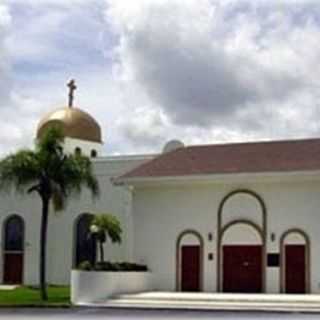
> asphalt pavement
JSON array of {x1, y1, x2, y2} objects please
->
[{"x1": 0, "y1": 308, "x2": 320, "y2": 319}]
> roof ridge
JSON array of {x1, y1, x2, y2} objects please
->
[{"x1": 184, "y1": 137, "x2": 320, "y2": 149}]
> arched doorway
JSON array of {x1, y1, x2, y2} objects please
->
[
  {"x1": 176, "y1": 230, "x2": 204, "y2": 292},
  {"x1": 217, "y1": 189, "x2": 267, "y2": 292},
  {"x1": 221, "y1": 221, "x2": 263, "y2": 293},
  {"x1": 74, "y1": 214, "x2": 96, "y2": 267},
  {"x1": 3, "y1": 215, "x2": 24, "y2": 284},
  {"x1": 280, "y1": 229, "x2": 310, "y2": 293}
]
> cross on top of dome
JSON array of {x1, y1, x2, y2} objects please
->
[{"x1": 67, "y1": 79, "x2": 77, "y2": 108}]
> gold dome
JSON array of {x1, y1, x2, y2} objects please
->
[{"x1": 36, "y1": 107, "x2": 102, "y2": 143}]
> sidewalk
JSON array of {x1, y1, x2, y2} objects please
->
[{"x1": 77, "y1": 292, "x2": 320, "y2": 313}]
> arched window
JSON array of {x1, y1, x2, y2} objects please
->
[
  {"x1": 75, "y1": 147, "x2": 82, "y2": 156},
  {"x1": 91, "y1": 150, "x2": 97, "y2": 158},
  {"x1": 4, "y1": 215, "x2": 24, "y2": 251},
  {"x1": 74, "y1": 214, "x2": 96, "y2": 267}
]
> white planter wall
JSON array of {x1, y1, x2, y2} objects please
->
[{"x1": 71, "y1": 270, "x2": 154, "y2": 304}]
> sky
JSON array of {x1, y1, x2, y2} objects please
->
[{"x1": 0, "y1": 0, "x2": 320, "y2": 156}]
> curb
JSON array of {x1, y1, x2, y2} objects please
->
[{"x1": 73, "y1": 304, "x2": 320, "y2": 314}]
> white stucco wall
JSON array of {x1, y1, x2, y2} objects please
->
[
  {"x1": 63, "y1": 137, "x2": 102, "y2": 158},
  {"x1": 131, "y1": 176, "x2": 320, "y2": 293},
  {"x1": 46, "y1": 155, "x2": 153, "y2": 285},
  {"x1": 132, "y1": 185, "x2": 218, "y2": 292}
]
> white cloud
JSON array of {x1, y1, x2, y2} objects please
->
[
  {"x1": 1, "y1": 0, "x2": 320, "y2": 157},
  {"x1": 104, "y1": 0, "x2": 320, "y2": 150},
  {"x1": 0, "y1": 2, "x2": 12, "y2": 100},
  {"x1": 7, "y1": 0, "x2": 106, "y2": 67},
  {"x1": 0, "y1": 1, "x2": 114, "y2": 156},
  {"x1": 0, "y1": 3, "x2": 33, "y2": 155}
]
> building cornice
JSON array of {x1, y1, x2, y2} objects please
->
[{"x1": 114, "y1": 170, "x2": 320, "y2": 187}]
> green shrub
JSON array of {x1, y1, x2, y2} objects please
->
[
  {"x1": 118, "y1": 262, "x2": 148, "y2": 271},
  {"x1": 77, "y1": 260, "x2": 92, "y2": 271},
  {"x1": 93, "y1": 261, "x2": 148, "y2": 272},
  {"x1": 76, "y1": 260, "x2": 148, "y2": 272},
  {"x1": 94, "y1": 261, "x2": 113, "y2": 271}
]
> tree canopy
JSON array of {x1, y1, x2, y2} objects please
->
[{"x1": 90, "y1": 213, "x2": 122, "y2": 263}]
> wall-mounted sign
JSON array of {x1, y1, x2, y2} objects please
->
[{"x1": 267, "y1": 253, "x2": 280, "y2": 267}]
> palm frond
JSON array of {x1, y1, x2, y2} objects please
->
[
  {"x1": 0, "y1": 126, "x2": 99, "y2": 212},
  {"x1": 53, "y1": 153, "x2": 100, "y2": 201},
  {"x1": 51, "y1": 182, "x2": 66, "y2": 212},
  {"x1": 91, "y1": 214, "x2": 122, "y2": 244},
  {"x1": 36, "y1": 125, "x2": 64, "y2": 154},
  {"x1": 0, "y1": 150, "x2": 40, "y2": 193}
]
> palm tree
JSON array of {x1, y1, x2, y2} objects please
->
[
  {"x1": 0, "y1": 127, "x2": 99, "y2": 300},
  {"x1": 90, "y1": 214, "x2": 122, "y2": 263}
]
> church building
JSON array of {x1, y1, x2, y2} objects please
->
[{"x1": 0, "y1": 82, "x2": 319, "y2": 294}]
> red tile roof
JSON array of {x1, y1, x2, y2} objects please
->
[{"x1": 118, "y1": 138, "x2": 320, "y2": 180}]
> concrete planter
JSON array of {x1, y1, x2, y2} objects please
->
[{"x1": 71, "y1": 270, "x2": 154, "y2": 304}]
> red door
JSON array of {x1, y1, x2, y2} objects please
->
[
  {"x1": 285, "y1": 245, "x2": 306, "y2": 293},
  {"x1": 4, "y1": 253, "x2": 23, "y2": 284},
  {"x1": 223, "y1": 245, "x2": 263, "y2": 293},
  {"x1": 181, "y1": 245, "x2": 200, "y2": 291}
]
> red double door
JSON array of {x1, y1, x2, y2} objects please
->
[
  {"x1": 223, "y1": 245, "x2": 263, "y2": 293},
  {"x1": 181, "y1": 245, "x2": 201, "y2": 291}
]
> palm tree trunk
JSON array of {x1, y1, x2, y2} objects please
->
[
  {"x1": 99, "y1": 241, "x2": 104, "y2": 263},
  {"x1": 40, "y1": 197, "x2": 49, "y2": 301}
]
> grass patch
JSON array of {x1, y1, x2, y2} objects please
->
[{"x1": 0, "y1": 286, "x2": 70, "y2": 307}]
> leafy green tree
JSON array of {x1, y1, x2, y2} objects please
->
[
  {"x1": 0, "y1": 127, "x2": 99, "y2": 300},
  {"x1": 90, "y1": 214, "x2": 122, "y2": 263}
]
